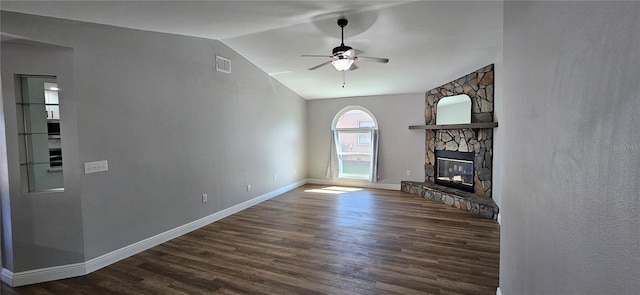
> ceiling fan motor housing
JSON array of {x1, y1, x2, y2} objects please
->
[{"x1": 333, "y1": 45, "x2": 353, "y2": 55}]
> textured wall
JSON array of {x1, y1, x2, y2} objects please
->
[
  {"x1": 424, "y1": 65, "x2": 495, "y2": 197},
  {"x1": 501, "y1": 2, "x2": 640, "y2": 294}
]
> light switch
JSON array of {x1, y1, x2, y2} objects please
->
[{"x1": 84, "y1": 160, "x2": 108, "y2": 174}]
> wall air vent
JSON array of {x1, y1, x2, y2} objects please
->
[{"x1": 216, "y1": 55, "x2": 231, "y2": 74}]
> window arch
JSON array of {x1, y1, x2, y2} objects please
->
[
  {"x1": 330, "y1": 106, "x2": 379, "y2": 181},
  {"x1": 332, "y1": 106, "x2": 378, "y2": 130}
]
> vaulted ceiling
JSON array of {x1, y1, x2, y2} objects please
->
[{"x1": 1, "y1": 1, "x2": 503, "y2": 100}]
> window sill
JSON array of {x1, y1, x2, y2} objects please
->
[{"x1": 338, "y1": 174, "x2": 370, "y2": 181}]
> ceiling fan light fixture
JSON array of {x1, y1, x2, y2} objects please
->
[
  {"x1": 331, "y1": 58, "x2": 354, "y2": 71},
  {"x1": 301, "y1": 17, "x2": 388, "y2": 73}
]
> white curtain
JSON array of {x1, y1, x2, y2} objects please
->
[
  {"x1": 326, "y1": 131, "x2": 339, "y2": 179},
  {"x1": 370, "y1": 129, "x2": 380, "y2": 182}
]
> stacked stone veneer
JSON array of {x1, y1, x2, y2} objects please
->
[{"x1": 425, "y1": 65, "x2": 495, "y2": 197}]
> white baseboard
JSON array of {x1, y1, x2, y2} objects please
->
[
  {"x1": 2, "y1": 263, "x2": 86, "y2": 287},
  {"x1": 2, "y1": 180, "x2": 307, "y2": 287},
  {"x1": 1, "y1": 269, "x2": 13, "y2": 287},
  {"x1": 307, "y1": 178, "x2": 400, "y2": 190},
  {"x1": 497, "y1": 287, "x2": 502, "y2": 295},
  {"x1": 86, "y1": 179, "x2": 306, "y2": 274}
]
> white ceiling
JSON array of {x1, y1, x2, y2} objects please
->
[{"x1": 0, "y1": 1, "x2": 503, "y2": 100}]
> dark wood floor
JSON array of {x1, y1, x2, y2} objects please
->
[{"x1": 2, "y1": 184, "x2": 500, "y2": 294}]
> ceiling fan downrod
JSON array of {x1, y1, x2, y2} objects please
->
[
  {"x1": 333, "y1": 18, "x2": 352, "y2": 55},
  {"x1": 338, "y1": 18, "x2": 348, "y2": 46}
]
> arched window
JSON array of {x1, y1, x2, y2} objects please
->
[{"x1": 330, "y1": 106, "x2": 379, "y2": 181}]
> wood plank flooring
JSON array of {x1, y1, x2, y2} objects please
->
[{"x1": 1, "y1": 184, "x2": 500, "y2": 294}]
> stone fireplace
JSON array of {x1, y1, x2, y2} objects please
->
[
  {"x1": 425, "y1": 65, "x2": 495, "y2": 197},
  {"x1": 401, "y1": 64, "x2": 498, "y2": 220}
]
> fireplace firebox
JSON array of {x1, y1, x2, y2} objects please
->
[{"x1": 435, "y1": 150, "x2": 474, "y2": 193}]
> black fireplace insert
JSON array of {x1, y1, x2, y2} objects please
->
[{"x1": 435, "y1": 150, "x2": 474, "y2": 193}]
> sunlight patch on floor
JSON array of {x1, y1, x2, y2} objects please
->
[
  {"x1": 304, "y1": 189, "x2": 344, "y2": 194},
  {"x1": 304, "y1": 186, "x2": 363, "y2": 194},
  {"x1": 324, "y1": 186, "x2": 362, "y2": 192}
]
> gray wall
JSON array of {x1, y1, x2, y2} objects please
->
[
  {"x1": 306, "y1": 93, "x2": 425, "y2": 187},
  {"x1": 501, "y1": 1, "x2": 639, "y2": 294},
  {"x1": 1, "y1": 11, "x2": 306, "y2": 271}
]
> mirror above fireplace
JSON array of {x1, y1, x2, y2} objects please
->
[{"x1": 435, "y1": 94, "x2": 471, "y2": 125}]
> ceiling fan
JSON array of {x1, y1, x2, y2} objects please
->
[{"x1": 302, "y1": 18, "x2": 389, "y2": 71}]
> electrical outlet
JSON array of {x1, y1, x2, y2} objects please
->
[
  {"x1": 273, "y1": 173, "x2": 277, "y2": 180},
  {"x1": 406, "y1": 170, "x2": 411, "y2": 176},
  {"x1": 202, "y1": 194, "x2": 208, "y2": 203},
  {"x1": 247, "y1": 184, "x2": 251, "y2": 192},
  {"x1": 293, "y1": 168, "x2": 296, "y2": 175}
]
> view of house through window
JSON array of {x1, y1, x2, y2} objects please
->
[
  {"x1": 332, "y1": 107, "x2": 378, "y2": 180},
  {"x1": 17, "y1": 75, "x2": 64, "y2": 192}
]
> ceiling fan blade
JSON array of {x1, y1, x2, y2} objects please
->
[
  {"x1": 308, "y1": 62, "x2": 330, "y2": 70},
  {"x1": 351, "y1": 48, "x2": 365, "y2": 56},
  {"x1": 301, "y1": 54, "x2": 332, "y2": 58},
  {"x1": 358, "y1": 56, "x2": 390, "y2": 63},
  {"x1": 348, "y1": 63, "x2": 359, "y2": 71},
  {"x1": 343, "y1": 49, "x2": 356, "y2": 57}
]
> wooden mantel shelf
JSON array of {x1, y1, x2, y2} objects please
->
[{"x1": 408, "y1": 122, "x2": 498, "y2": 130}]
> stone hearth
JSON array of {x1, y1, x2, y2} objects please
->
[{"x1": 401, "y1": 181, "x2": 498, "y2": 220}]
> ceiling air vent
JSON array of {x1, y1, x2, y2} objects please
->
[{"x1": 216, "y1": 55, "x2": 231, "y2": 74}]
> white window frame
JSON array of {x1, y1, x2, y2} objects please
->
[{"x1": 331, "y1": 106, "x2": 378, "y2": 180}]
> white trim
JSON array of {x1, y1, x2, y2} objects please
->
[
  {"x1": 307, "y1": 178, "x2": 400, "y2": 190},
  {"x1": 496, "y1": 287, "x2": 502, "y2": 295},
  {"x1": 497, "y1": 213, "x2": 502, "y2": 225},
  {"x1": 85, "y1": 179, "x2": 306, "y2": 274},
  {"x1": 333, "y1": 127, "x2": 376, "y2": 132},
  {"x1": 1, "y1": 180, "x2": 307, "y2": 287},
  {"x1": 1, "y1": 269, "x2": 13, "y2": 286},
  {"x1": 2, "y1": 263, "x2": 85, "y2": 287}
]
